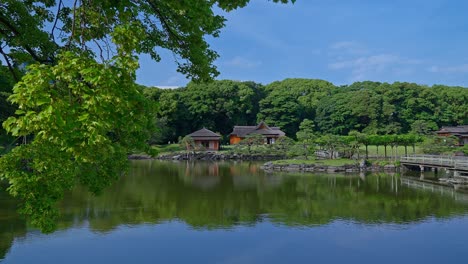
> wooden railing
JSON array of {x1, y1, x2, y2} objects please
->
[{"x1": 400, "y1": 155, "x2": 468, "y2": 171}]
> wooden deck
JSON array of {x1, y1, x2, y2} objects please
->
[{"x1": 400, "y1": 155, "x2": 468, "y2": 172}]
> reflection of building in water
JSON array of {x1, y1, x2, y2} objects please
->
[
  {"x1": 182, "y1": 162, "x2": 220, "y2": 190},
  {"x1": 184, "y1": 162, "x2": 219, "y2": 177},
  {"x1": 229, "y1": 162, "x2": 283, "y2": 189},
  {"x1": 228, "y1": 162, "x2": 259, "y2": 175},
  {"x1": 249, "y1": 164, "x2": 259, "y2": 174}
]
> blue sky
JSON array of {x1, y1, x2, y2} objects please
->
[{"x1": 136, "y1": 0, "x2": 468, "y2": 87}]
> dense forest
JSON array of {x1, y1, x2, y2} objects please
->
[
  {"x1": 1, "y1": 68, "x2": 466, "y2": 148},
  {"x1": 143, "y1": 78, "x2": 468, "y2": 144}
]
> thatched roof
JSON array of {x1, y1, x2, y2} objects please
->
[
  {"x1": 230, "y1": 121, "x2": 285, "y2": 137},
  {"x1": 187, "y1": 128, "x2": 221, "y2": 140},
  {"x1": 437, "y1": 125, "x2": 468, "y2": 135}
]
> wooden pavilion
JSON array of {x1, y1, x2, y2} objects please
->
[
  {"x1": 229, "y1": 121, "x2": 285, "y2": 145},
  {"x1": 436, "y1": 125, "x2": 468, "y2": 146},
  {"x1": 187, "y1": 128, "x2": 221, "y2": 151}
]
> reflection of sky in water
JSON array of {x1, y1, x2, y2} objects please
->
[
  {"x1": 3, "y1": 218, "x2": 468, "y2": 264},
  {"x1": 2, "y1": 160, "x2": 468, "y2": 263}
]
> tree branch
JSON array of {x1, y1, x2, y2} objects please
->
[
  {"x1": 0, "y1": 14, "x2": 47, "y2": 63},
  {"x1": 144, "y1": 0, "x2": 182, "y2": 43},
  {"x1": 93, "y1": 39, "x2": 104, "y2": 62},
  {"x1": 0, "y1": 44, "x2": 19, "y2": 82},
  {"x1": 67, "y1": 0, "x2": 79, "y2": 47},
  {"x1": 50, "y1": 0, "x2": 63, "y2": 41}
]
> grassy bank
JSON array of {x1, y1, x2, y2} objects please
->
[
  {"x1": 272, "y1": 158, "x2": 357, "y2": 166},
  {"x1": 152, "y1": 144, "x2": 184, "y2": 154},
  {"x1": 271, "y1": 158, "x2": 401, "y2": 167}
]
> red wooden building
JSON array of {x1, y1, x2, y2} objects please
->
[{"x1": 229, "y1": 121, "x2": 285, "y2": 145}]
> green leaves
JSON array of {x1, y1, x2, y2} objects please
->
[
  {"x1": 0, "y1": 48, "x2": 155, "y2": 231},
  {"x1": 258, "y1": 79, "x2": 335, "y2": 136},
  {"x1": 0, "y1": 0, "x2": 297, "y2": 232}
]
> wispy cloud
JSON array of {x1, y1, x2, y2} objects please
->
[
  {"x1": 329, "y1": 54, "x2": 422, "y2": 81},
  {"x1": 428, "y1": 64, "x2": 468, "y2": 73},
  {"x1": 327, "y1": 40, "x2": 424, "y2": 81},
  {"x1": 224, "y1": 56, "x2": 262, "y2": 69},
  {"x1": 329, "y1": 41, "x2": 368, "y2": 55}
]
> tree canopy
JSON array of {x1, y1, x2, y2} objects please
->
[
  {"x1": 144, "y1": 79, "x2": 467, "y2": 144},
  {"x1": 1, "y1": 0, "x2": 293, "y2": 80},
  {"x1": 0, "y1": 0, "x2": 295, "y2": 232}
]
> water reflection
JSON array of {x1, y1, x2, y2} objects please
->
[
  {"x1": 2, "y1": 160, "x2": 468, "y2": 260},
  {"x1": 401, "y1": 170, "x2": 468, "y2": 202}
]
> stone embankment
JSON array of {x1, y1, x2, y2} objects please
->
[
  {"x1": 135, "y1": 152, "x2": 286, "y2": 161},
  {"x1": 261, "y1": 161, "x2": 398, "y2": 173}
]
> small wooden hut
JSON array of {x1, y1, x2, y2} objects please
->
[{"x1": 187, "y1": 128, "x2": 221, "y2": 151}]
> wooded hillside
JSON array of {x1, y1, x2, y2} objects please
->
[{"x1": 144, "y1": 79, "x2": 468, "y2": 144}]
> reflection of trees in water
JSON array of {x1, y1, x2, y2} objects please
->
[
  {"x1": 57, "y1": 162, "x2": 468, "y2": 232},
  {"x1": 0, "y1": 220, "x2": 26, "y2": 261},
  {"x1": 2, "y1": 161, "x2": 468, "y2": 255},
  {"x1": 0, "y1": 188, "x2": 26, "y2": 260}
]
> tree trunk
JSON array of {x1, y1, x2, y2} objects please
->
[
  {"x1": 304, "y1": 144, "x2": 308, "y2": 160},
  {"x1": 365, "y1": 144, "x2": 368, "y2": 159},
  {"x1": 384, "y1": 145, "x2": 387, "y2": 158},
  {"x1": 404, "y1": 145, "x2": 408, "y2": 157}
]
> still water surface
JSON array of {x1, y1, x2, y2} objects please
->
[{"x1": 1, "y1": 160, "x2": 468, "y2": 263}]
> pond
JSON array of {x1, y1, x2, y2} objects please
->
[{"x1": 1, "y1": 160, "x2": 468, "y2": 263}]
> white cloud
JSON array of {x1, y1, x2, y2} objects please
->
[
  {"x1": 329, "y1": 54, "x2": 422, "y2": 81},
  {"x1": 329, "y1": 41, "x2": 368, "y2": 55},
  {"x1": 154, "y1": 86, "x2": 180, "y2": 89},
  {"x1": 327, "y1": 40, "x2": 427, "y2": 81},
  {"x1": 224, "y1": 56, "x2": 262, "y2": 68},
  {"x1": 428, "y1": 64, "x2": 468, "y2": 73}
]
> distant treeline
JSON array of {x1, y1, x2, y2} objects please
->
[
  {"x1": 1, "y1": 71, "x2": 467, "y2": 146},
  {"x1": 143, "y1": 79, "x2": 468, "y2": 144}
]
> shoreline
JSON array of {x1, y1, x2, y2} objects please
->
[
  {"x1": 129, "y1": 153, "x2": 400, "y2": 173},
  {"x1": 129, "y1": 152, "x2": 286, "y2": 161},
  {"x1": 261, "y1": 161, "x2": 399, "y2": 173}
]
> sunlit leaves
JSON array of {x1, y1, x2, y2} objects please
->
[{"x1": 0, "y1": 33, "x2": 155, "y2": 231}]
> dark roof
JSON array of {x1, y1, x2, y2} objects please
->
[
  {"x1": 230, "y1": 122, "x2": 285, "y2": 137},
  {"x1": 187, "y1": 128, "x2": 221, "y2": 140},
  {"x1": 437, "y1": 125, "x2": 468, "y2": 135}
]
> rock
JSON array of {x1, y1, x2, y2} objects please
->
[{"x1": 359, "y1": 159, "x2": 367, "y2": 168}]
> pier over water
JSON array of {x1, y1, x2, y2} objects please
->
[{"x1": 400, "y1": 155, "x2": 468, "y2": 175}]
